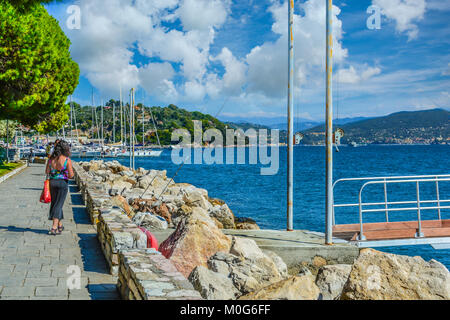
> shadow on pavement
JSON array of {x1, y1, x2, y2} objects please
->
[
  {"x1": 0, "y1": 225, "x2": 49, "y2": 235},
  {"x1": 70, "y1": 183, "x2": 120, "y2": 300}
]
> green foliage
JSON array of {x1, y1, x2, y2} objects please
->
[
  {"x1": 3, "y1": 0, "x2": 61, "y2": 12},
  {"x1": 73, "y1": 103, "x2": 233, "y2": 146},
  {"x1": 0, "y1": 1, "x2": 79, "y2": 133},
  {"x1": 0, "y1": 120, "x2": 17, "y2": 139}
]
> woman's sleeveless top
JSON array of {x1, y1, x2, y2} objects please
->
[{"x1": 49, "y1": 158, "x2": 69, "y2": 181}]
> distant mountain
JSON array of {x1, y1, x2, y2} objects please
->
[
  {"x1": 302, "y1": 108, "x2": 450, "y2": 145},
  {"x1": 225, "y1": 121, "x2": 271, "y2": 131},
  {"x1": 269, "y1": 116, "x2": 372, "y2": 131}
]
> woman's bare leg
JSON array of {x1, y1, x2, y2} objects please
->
[{"x1": 52, "y1": 218, "x2": 59, "y2": 230}]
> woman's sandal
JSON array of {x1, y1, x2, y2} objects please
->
[
  {"x1": 49, "y1": 228, "x2": 58, "y2": 236},
  {"x1": 58, "y1": 225, "x2": 64, "y2": 233}
]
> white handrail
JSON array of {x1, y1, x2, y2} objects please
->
[
  {"x1": 356, "y1": 177, "x2": 450, "y2": 240},
  {"x1": 332, "y1": 174, "x2": 450, "y2": 241}
]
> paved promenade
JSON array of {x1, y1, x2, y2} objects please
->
[{"x1": 0, "y1": 163, "x2": 119, "y2": 300}]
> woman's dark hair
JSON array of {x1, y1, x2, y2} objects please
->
[{"x1": 51, "y1": 140, "x2": 71, "y2": 159}]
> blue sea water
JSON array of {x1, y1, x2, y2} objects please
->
[{"x1": 85, "y1": 145, "x2": 450, "y2": 268}]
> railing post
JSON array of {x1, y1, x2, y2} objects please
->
[
  {"x1": 435, "y1": 177, "x2": 441, "y2": 220},
  {"x1": 415, "y1": 181, "x2": 424, "y2": 238},
  {"x1": 384, "y1": 178, "x2": 389, "y2": 222},
  {"x1": 358, "y1": 186, "x2": 366, "y2": 241}
]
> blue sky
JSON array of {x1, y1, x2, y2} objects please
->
[{"x1": 45, "y1": 0, "x2": 450, "y2": 124}]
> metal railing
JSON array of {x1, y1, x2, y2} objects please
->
[{"x1": 332, "y1": 174, "x2": 450, "y2": 241}]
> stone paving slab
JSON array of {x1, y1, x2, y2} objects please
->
[{"x1": 0, "y1": 164, "x2": 119, "y2": 300}]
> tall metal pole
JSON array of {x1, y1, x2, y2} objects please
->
[
  {"x1": 142, "y1": 103, "x2": 145, "y2": 146},
  {"x1": 101, "y1": 99, "x2": 104, "y2": 147},
  {"x1": 132, "y1": 88, "x2": 135, "y2": 169},
  {"x1": 120, "y1": 86, "x2": 123, "y2": 147},
  {"x1": 325, "y1": 0, "x2": 334, "y2": 245},
  {"x1": 91, "y1": 88, "x2": 95, "y2": 141},
  {"x1": 287, "y1": 0, "x2": 294, "y2": 231},
  {"x1": 113, "y1": 101, "x2": 116, "y2": 144}
]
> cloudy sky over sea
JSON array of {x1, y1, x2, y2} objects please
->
[{"x1": 46, "y1": 0, "x2": 450, "y2": 123}]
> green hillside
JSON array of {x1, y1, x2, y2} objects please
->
[
  {"x1": 71, "y1": 102, "x2": 233, "y2": 146},
  {"x1": 302, "y1": 108, "x2": 450, "y2": 145}
]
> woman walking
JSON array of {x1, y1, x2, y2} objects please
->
[{"x1": 45, "y1": 140, "x2": 74, "y2": 235}]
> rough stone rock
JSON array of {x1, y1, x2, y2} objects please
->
[
  {"x1": 239, "y1": 275, "x2": 321, "y2": 300},
  {"x1": 183, "y1": 190, "x2": 212, "y2": 211},
  {"x1": 341, "y1": 248, "x2": 450, "y2": 300},
  {"x1": 121, "y1": 170, "x2": 135, "y2": 177},
  {"x1": 112, "y1": 195, "x2": 134, "y2": 217},
  {"x1": 207, "y1": 245, "x2": 286, "y2": 295},
  {"x1": 315, "y1": 264, "x2": 352, "y2": 300},
  {"x1": 235, "y1": 217, "x2": 260, "y2": 230},
  {"x1": 188, "y1": 266, "x2": 239, "y2": 300},
  {"x1": 111, "y1": 180, "x2": 133, "y2": 193},
  {"x1": 137, "y1": 174, "x2": 167, "y2": 189},
  {"x1": 229, "y1": 237, "x2": 266, "y2": 261},
  {"x1": 265, "y1": 250, "x2": 288, "y2": 277},
  {"x1": 159, "y1": 207, "x2": 232, "y2": 278},
  {"x1": 133, "y1": 212, "x2": 168, "y2": 230},
  {"x1": 209, "y1": 204, "x2": 235, "y2": 229}
]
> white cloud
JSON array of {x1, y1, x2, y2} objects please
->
[
  {"x1": 61, "y1": 0, "x2": 233, "y2": 102},
  {"x1": 245, "y1": 0, "x2": 349, "y2": 98},
  {"x1": 337, "y1": 66, "x2": 381, "y2": 84},
  {"x1": 138, "y1": 63, "x2": 178, "y2": 101},
  {"x1": 373, "y1": 0, "x2": 427, "y2": 40},
  {"x1": 176, "y1": 0, "x2": 231, "y2": 31},
  {"x1": 211, "y1": 47, "x2": 247, "y2": 95}
]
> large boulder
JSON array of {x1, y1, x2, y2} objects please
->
[
  {"x1": 209, "y1": 204, "x2": 235, "y2": 229},
  {"x1": 132, "y1": 212, "x2": 168, "y2": 230},
  {"x1": 111, "y1": 180, "x2": 133, "y2": 194},
  {"x1": 159, "y1": 207, "x2": 232, "y2": 278},
  {"x1": 315, "y1": 264, "x2": 352, "y2": 300},
  {"x1": 183, "y1": 190, "x2": 212, "y2": 211},
  {"x1": 189, "y1": 266, "x2": 240, "y2": 300},
  {"x1": 207, "y1": 238, "x2": 286, "y2": 295},
  {"x1": 111, "y1": 195, "x2": 134, "y2": 217},
  {"x1": 239, "y1": 275, "x2": 321, "y2": 300},
  {"x1": 341, "y1": 248, "x2": 450, "y2": 300},
  {"x1": 137, "y1": 174, "x2": 167, "y2": 190}
]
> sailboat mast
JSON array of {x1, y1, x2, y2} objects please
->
[
  {"x1": 70, "y1": 95, "x2": 73, "y2": 143},
  {"x1": 142, "y1": 103, "x2": 145, "y2": 146},
  {"x1": 120, "y1": 86, "x2": 123, "y2": 146},
  {"x1": 287, "y1": 0, "x2": 294, "y2": 231},
  {"x1": 149, "y1": 107, "x2": 161, "y2": 147},
  {"x1": 113, "y1": 100, "x2": 116, "y2": 144},
  {"x1": 325, "y1": 0, "x2": 334, "y2": 245},
  {"x1": 101, "y1": 99, "x2": 104, "y2": 147},
  {"x1": 91, "y1": 88, "x2": 95, "y2": 141}
]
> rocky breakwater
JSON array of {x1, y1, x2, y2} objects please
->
[{"x1": 75, "y1": 160, "x2": 259, "y2": 231}]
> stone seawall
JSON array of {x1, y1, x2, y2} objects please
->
[
  {"x1": 117, "y1": 250, "x2": 201, "y2": 300},
  {"x1": 72, "y1": 162, "x2": 201, "y2": 300}
]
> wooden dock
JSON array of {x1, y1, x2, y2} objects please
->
[{"x1": 333, "y1": 219, "x2": 450, "y2": 241}]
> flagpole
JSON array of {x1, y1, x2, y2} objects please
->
[
  {"x1": 287, "y1": 0, "x2": 294, "y2": 231},
  {"x1": 325, "y1": 0, "x2": 334, "y2": 245}
]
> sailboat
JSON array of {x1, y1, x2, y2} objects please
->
[{"x1": 116, "y1": 88, "x2": 163, "y2": 158}]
